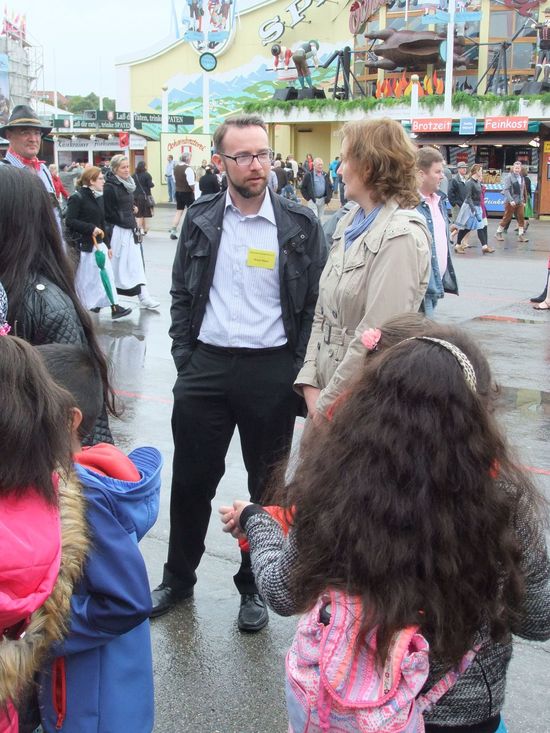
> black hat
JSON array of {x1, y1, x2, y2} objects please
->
[{"x1": 0, "y1": 104, "x2": 52, "y2": 139}]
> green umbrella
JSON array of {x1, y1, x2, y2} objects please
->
[{"x1": 93, "y1": 235, "x2": 115, "y2": 306}]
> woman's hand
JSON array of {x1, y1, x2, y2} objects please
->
[
  {"x1": 133, "y1": 205, "x2": 138, "y2": 214},
  {"x1": 92, "y1": 227, "x2": 104, "y2": 238},
  {"x1": 107, "y1": 249, "x2": 113, "y2": 259},
  {"x1": 219, "y1": 500, "x2": 252, "y2": 540},
  {"x1": 303, "y1": 385, "x2": 321, "y2": 421}
]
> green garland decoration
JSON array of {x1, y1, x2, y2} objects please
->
[{"x1": 242, "y1": 93, "x2": 550, "y2": 117}]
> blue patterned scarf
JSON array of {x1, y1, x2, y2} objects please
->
[{"x1": 344, "y1": 206, "x2": 382, "y2": 251}]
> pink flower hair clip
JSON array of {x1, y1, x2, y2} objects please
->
[
  {"x1": 0, "y1": 323, "x2": 11, "y2": 336},
  {"x1": 361, "y1": 327, "x2": 381, "y2": 352}
]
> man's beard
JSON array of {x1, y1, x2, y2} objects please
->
[{"x1": 225, "y1": 168, "x2": 268, "y2": 199}]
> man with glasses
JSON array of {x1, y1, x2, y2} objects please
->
[
  {"x1": 0, "y1": 105, "x2": 57, "y2": 203},
  {"x1": 151, "y1": 114, "x2": 326, "y2": 631}
]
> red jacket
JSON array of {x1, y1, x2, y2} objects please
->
[
  {"x1": 0, "y1": 481, "x2": 61, "y2": 732},
  {"x1": 52, "y1": 173, "x2": 69, "y2": 200}
]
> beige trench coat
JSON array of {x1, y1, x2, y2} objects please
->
[{"x1": 295, "y1": 199, "x2": 431, "y2": 415}]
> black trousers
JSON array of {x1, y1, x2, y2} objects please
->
[
  {"x1": 164, "y1": 342, "x2": 298, "y2": 594},
  {"x1": 457, "y1": 226, "x2": 487, "y2": 246}
]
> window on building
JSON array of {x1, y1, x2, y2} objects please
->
[
  {"x1": 386, "y1": 13, "x2": 426, "y2": 31},
  {"x1": 513, "y1": 42, "x2": 535, "y2": 69},
  {"x1": 489, "y1": 11, "x2": 514, "y2": 38},
  {"x1": 489, "y1": 9, "x2": 537, "y2": 38}
]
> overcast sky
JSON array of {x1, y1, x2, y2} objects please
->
[{"x1": 19, "y1": 0, "x2": 174, "y2": 98}]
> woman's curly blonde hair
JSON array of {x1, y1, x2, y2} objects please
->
[{"x1": 341, "y1": 118, "x2": 420, "y2": 209}]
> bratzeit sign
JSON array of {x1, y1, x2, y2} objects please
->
[{"x1": 412, "y1": 118, "x2": 452, "y2": 133}]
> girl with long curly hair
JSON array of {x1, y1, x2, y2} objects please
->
[{"x1": 221, "y1": 324, "x2": 550, "y2": 733}]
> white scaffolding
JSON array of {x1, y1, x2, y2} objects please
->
[{"x1": 0, "y1": 31, "x2": 43, "y2": 109}]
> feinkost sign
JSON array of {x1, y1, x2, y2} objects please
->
[{"x1": 484, "y1": 117, "x2": 529, "y2": 132}]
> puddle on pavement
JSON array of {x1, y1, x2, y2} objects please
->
[{"x1": 497, "y1": 386, "x2": 550, "y2": 418}]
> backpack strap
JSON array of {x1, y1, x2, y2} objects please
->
[{"x1": 417, "y1": 646, "x2": 479, "y2": 714}]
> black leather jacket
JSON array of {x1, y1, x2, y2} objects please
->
[
  {"x1": 13, "y1": 277, "x2": 113, "y2": 445},
  {"x1": 170, "y1": 189, "x2": 327, "y2": 373},
  {"x1": 103, "y1": 171, "x2": 136, "y2": 230},
  {"x1": 464, "y1": 179, "x2": 482, "y2": 211}
]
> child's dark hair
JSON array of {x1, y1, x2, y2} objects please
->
[
  {"x1": 280, "y1": 325, "x2": 541, "y2": 665},
  {"x1": 37, "y1": 344, "x2": 104, "y2": 442},
  {"x1": 0, "y1": 336, "x2": 75, "y2": 504}
]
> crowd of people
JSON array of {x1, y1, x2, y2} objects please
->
[
  {"x1": 165, "y1": 149, "x2": 344, "y2": 242},
  {"x1": 0, "y1": 108, "x2": 548, "y2": 733}
]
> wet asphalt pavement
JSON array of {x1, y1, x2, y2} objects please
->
[{"x1": 95, "y1": 206, "x2": 550, "y2": 733}]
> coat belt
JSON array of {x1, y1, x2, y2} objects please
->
[{"x1": 321, "y1": 319, "x2": 349, "y2": 346}]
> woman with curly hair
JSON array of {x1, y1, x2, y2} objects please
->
[
  {"x1": 295, "y1": 118, "x2": 431, "y2": 421},
  {"x1": 222, "y1": 324, "x2": 550, "y2": 733}
]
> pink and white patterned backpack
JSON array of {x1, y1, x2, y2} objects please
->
[{"x1": 286, "y1": 589, "x2": 477, "y2": 733}]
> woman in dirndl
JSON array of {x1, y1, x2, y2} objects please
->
[
  {"x1": 65, "y1": 166, "x2": 132, "y2": 319},
  {"x1": 133, "y1": 160, "x2": 155, "y2": 235},
  {"x1": 454, "y1": 164, "x2": 495, "y2": 255},
  {"x1": 103, "y1": 154, "x2": 160, "y2": 310}
]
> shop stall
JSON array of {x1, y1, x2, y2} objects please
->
[
  {"x1": 53, "y1": 132, "x2": 150, "y2": 170},
  {"x1": 413, "y1": 117, "x2": 540, "y2": 215}
]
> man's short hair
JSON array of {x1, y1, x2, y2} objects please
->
[
  {"x1": 37, "y1": 344, "x2": 103, "y2": 441},
  {"x1": 213, "y1": 115, "x2": 267, "y2": 154},
  {"x1": 416, "y1": 146, "x2": 445, "y2": 172},
  {"x1": 180, "y1": 153, "x2": 191, "y2": 163}
]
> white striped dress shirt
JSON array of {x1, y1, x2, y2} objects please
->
[{"x1": 199, "y1": 191, "x2": 287, "y2": 348}]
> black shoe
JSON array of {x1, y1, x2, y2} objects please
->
[
  {"x1": 150, "y1": 583, "x2": 193, "y2": 618},
  {"x1": 90, "y1": 307, "x2": 101, "y2": 313},
  {"x1": 530, "y1": 288, "x2": 548, "y2": 303},
  {"x1": 237, "y1": 593, "x2": 269, "y2": 632},
  {"x1": 111, "y1": 305, "x2": 132, "y2": 320}
]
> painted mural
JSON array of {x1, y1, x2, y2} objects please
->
[{"x1": 144, "y1": 42, "x2": 349, "y2": 134}]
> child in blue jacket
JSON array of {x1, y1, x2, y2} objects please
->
[{"x1": 36, "y1": 343, "x2": 162, "y2": 733}]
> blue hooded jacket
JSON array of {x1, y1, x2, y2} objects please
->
[{"x1": 39, "y1": 446, "x2": 162, "y2": 733}]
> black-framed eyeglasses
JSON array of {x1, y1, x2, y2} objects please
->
[{"x1": 220, "y1": 149, "x2": 273, "y2": 167}]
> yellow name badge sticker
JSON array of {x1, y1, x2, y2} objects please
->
[{"x1": 246, "y1": 248, "x2": 276, "y2": 270}]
